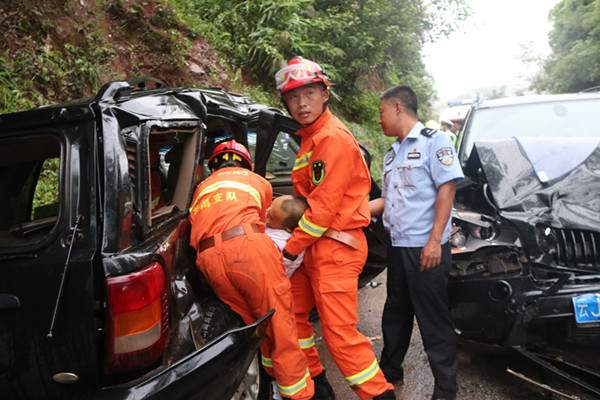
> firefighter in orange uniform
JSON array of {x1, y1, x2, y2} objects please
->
[
  {"x1": 275, "y1": 57, "x2": 396, "y2": 400},
  {"x1": 189, "y1": 140, "x2": 314, "y2": 400}
]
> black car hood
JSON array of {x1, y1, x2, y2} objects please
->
[{"x1": 464, "y1": 138, "x2": 600, "y2": 231}]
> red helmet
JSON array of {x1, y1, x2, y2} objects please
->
[
  {"x1": 208, "y1": 139, "x2": 252, "y2": 170},
  {"x1": 275, "y1": 56, "x2": 330, "y2": 95}
]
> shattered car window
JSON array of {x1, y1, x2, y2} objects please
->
[
  {"x1": 463, "y1": 98, "x2": 600, "y2": 158},
  {"x1": 247, "y1": 130, "x2": 299, "y2": 179},
  {"x1": 267, "y1": 132, "x2": 298, "y2": 173}
]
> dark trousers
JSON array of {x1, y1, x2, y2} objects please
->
[{"x1": 380, "y1": 243, "x2": 457, "y2": 397}]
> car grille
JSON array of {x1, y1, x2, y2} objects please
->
[{"x1": 552, "y1": 228, "x2": 600, "y2": 271}]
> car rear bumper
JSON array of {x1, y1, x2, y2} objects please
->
[{"x1": 94, "y1": 311, "x2": 273, "y2": 400}]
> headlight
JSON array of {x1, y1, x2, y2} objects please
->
[
  {"x1": 469, "y1": 224, "x2": 496, "y2": 240},
  {"x1": 450, "y1": 226, "x2": 466, "y2": 247}
]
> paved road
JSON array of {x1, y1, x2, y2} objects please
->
[{"x1": 310, "y1": 273, "x2": 594, "y2": 400}]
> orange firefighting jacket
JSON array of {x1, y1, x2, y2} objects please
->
[
  {"x1": 188, "y1": 167, "x2": 272, "y2": 247},
  {"x1": 284, "y1": 108, "x2": 371, "y2": 256}
]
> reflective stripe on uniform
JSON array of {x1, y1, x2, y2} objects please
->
[
  {"x1": 189, "y1": 180, "x2": 262, "y2": 212},
  {"x1": 293, "y1": 151, "x2": 313, "y2": 171},
  {"x1": 277, "y1": 368, "x2": 310, "y2": 397},
  {"x1": 344, "y1": 359, "x2": 380, "y2": 386},
  {"x1": 298, "y1": 214, "x2": 327, "y2": 237},
  {"x1": 261, "y1": 354, "x2": 273, "y2": 368},
  {"x1": 298, "y1": 335, "x2": 316, "y2": 350}
]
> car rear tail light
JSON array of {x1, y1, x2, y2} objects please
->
[{"x1": 105, "y1": 262, "x2": 169, "y2": 374}]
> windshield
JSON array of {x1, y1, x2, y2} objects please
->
[{"x1": 462, "y1": 98, "x2": 600, "y2": 159}]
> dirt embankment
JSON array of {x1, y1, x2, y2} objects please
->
[{"x1": 0, "y1": 0, "x2": 229, "y2": 106}]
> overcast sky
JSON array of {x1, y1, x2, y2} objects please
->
[{"x1": 423, "y1": 0, "x2": 560, "y2": 102}]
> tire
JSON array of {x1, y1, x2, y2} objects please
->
[
  {"x1": 199, "y1": 297, "x2": 244, "y2": 342},
  {"x1": 230, "y1": 353, "x2": 273, "y2": 400},
  {"x1": 199, "y1": 298, "x2": 272, "y2": 400}
]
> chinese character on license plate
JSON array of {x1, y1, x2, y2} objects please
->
[{"x1": 572, "y1": 293, "x2": 600, "y2": 325}]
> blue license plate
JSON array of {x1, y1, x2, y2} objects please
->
[{"x1": 572, "y1": 294, "x2": 600, "y2": 324}]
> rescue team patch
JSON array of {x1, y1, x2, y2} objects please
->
[
  {"x1": 436, "y1": 147, "x2": 454, "y2": 166},
  {"x1": 311, "y1": 160, "x2": 325, "y2": 185}
]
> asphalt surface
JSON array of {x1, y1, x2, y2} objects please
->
[{"x1": 310, "y1": 273, "x2": 596, "y2": 400}]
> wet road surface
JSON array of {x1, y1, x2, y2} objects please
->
[{"x1": 310, "y1": 273, "x2": 595, "y2": 400}]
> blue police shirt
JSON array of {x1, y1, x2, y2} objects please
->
[{"x1": 382, "y1": 121, "x2": 464, "y2": 247}]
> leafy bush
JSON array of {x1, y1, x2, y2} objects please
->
[
  {"x1": 535, "y1": 0, "x2": 600, "y2": 93},
  {"x1": 32, "y1": 158, "x2": 60, "y2": 214}
]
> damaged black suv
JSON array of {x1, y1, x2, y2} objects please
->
[
  {"x1": 449, "y1": 92, "x2": 600, "y2": 393},
  {"x1": 0, "y1": 81, "x2": 296, "y2": 400},
  {"x1": 0, "y1": 81, "x2": 387, "y2": 400}
]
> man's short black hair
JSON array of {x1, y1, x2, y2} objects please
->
[
  {"x1": 212, "y1": 159, "x2": 243, "y2": 170},
  {"x1": 381, "y1": 85, "x2": 418, "y2": 117}
]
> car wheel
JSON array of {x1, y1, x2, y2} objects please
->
[
  {"x1": 200, "y1": 299, "x2": 273, "y2": 400},
  {"x1": 231, "y1": 353, "x2": 267, "y2": 400}
]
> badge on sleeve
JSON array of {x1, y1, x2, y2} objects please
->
[
  {"x1": 311, "y1": 160, "x2": 325, "y2": 185},
  {"x1": 436, "y1": 147, "x2": 454, "y2": 166},
  {"x1": 384, "y1": 151, "x2": 395, "y2": 166}
]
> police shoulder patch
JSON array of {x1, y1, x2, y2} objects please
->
[
  {"x1": 311, "y1": 160, "x2": 326, "y2": 185},
  {"x1": 436, "y1": 147, "x2": 454, "y2": 166},
  {"x1": 420, "y1": 128, "x2": 437, "y2": 137},
  {"x1": 384, "y1": 151, "x2": 395, "y2": 166}
]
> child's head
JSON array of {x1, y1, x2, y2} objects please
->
[{"x1": 267, "y1": 195, "x2": 308, "y2": 231}]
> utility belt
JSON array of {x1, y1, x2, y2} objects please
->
[
  {"x1": 323, "y1": 228, "x2": 362, "y2": 250},
  {"x1": 197, "y1": 223, "x2": 264, "y2": 253}
]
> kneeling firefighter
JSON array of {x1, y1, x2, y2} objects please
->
[
  {"x1": 189, "y1": 140, "x2": 314, "y2": 400},
  {"x1": 275, "y1": 57, "x2": 396, "y2": 400}
]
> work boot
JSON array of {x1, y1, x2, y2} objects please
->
[
  {"x1": 373, "y1": 389, "x2": 397, "y2": 399},
  {"x1": 312, "y1": 370, "x2": 335, "y2": 399}
]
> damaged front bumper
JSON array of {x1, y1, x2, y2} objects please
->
[{"x1": 449, "y1": 272, "x2": 600, "y2": 345}]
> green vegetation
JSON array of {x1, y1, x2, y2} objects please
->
[
  {"x1": 32, "y1": 158, "x2": 60, "y2": 216},
  {"x1": 535, "y1": 0, "x2": 600, "y2": 93},
  {"x1": 171, "y1": 0, "x2": 468, "y2": 120},
  {"x1": 0, "y1": 0, "x2": 468, "y2": 182},
  {"x1": 170, "y1": 0, "x2": 468, "y2": 180}
]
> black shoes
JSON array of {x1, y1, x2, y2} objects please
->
[
  {"x1": 312, "y1": 370, "x2": 335, "y2": 400},
  {"x1": 381, "y1": 368, "x2": 403, "y2": 385},
  {"x1": 373, "y1": 389, "x2": 397, "y2": 399}
]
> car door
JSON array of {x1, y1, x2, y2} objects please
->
[
  {"x1": 251, "y1": 110, "x2": 388, "y2": 286},
  {"x1": 0, "y1": 121, "x2": 100, "y2": 399}
]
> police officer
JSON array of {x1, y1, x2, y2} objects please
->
[{"x1": 370, "y1": 85, "x2": 464, "y2": 400}]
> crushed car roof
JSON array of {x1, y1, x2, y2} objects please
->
[{"x1": 0, "y1": 82, "x2": 280, "y2": 133}]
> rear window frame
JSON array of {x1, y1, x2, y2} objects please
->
[{"x1": 0, "y1": 132, "x2": 66, "y2": 253}]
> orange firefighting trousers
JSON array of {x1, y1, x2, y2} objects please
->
[
  {"x1": 290, "y1": 231, "x2": 394, "y2": 399},
  {"x1": 196, "y1": 224, "x2": 313, "y2": 400}
]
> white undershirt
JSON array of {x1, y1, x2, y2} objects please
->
[{"x1": 266, "y1": 227, "x2": 304, "y2": 277}]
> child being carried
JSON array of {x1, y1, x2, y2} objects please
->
[{"x1": 266, "y1": 194, "x2": 308, "y2": 277}]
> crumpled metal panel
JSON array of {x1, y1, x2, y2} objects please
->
[
  {"x1": 113, "y1": 93, "x2": 199, "y2": 125},
  {"x1": 469, "y1": 138, "x2": 600, "y2": 232}
]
